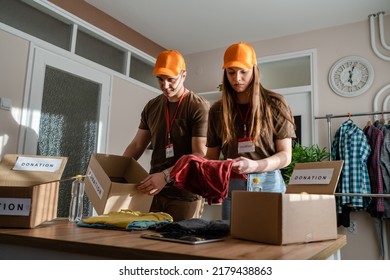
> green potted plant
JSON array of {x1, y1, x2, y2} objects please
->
[{"x1": 282, "y1": 142, "x2": 330, "y2": 184}]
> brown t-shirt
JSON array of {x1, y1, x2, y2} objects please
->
[
  {"x1": 139, "y1": 91, "x2": 209, "y2": 174},
  {"x1": 207, "y1": 96, "x2": 296, "y2": 160}
]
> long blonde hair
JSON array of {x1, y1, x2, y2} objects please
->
[{"x1": 220, "y1": 66, "x2": 295, "y2": 147}]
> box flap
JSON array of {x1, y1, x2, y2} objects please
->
[
  {"x1": 93, "y1": 153, "x2": 133, "y2": 177},
  {"x1": 286, "y1": 160, "x2": 343, "y2": 194},
  {"x1": 0, "y1": 154, "x2": 68, "y2": 187},
  {"x1": 124, "y1": 158, "x2": 149, "y2": 183}
]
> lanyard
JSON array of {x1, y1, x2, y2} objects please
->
[
  {"x1": 236, "y1": 103, "x2": 251, "y2": 138},
  {"x1": 165, "y1": 90, "x2": 186, "y2": 144}
]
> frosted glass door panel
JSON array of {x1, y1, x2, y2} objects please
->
[{"x1": 38, "y1": 66, "x2": 100, "y2": 217}]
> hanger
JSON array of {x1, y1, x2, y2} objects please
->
[
  {"x1": 365, "y1": 119, "x2": 372, "y2": 129},
  {"x1": 380, "y1": 113, "x2": 385, "y2": 124}
]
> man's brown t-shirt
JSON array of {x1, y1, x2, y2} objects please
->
[{"x1": 139, "y1": 91, "x2": 209, "y2": 174}]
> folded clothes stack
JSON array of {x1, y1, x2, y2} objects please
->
[{"x1": 77, "y1": 209, "x2": 173, "y2": 230}]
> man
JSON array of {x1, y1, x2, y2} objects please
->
[{"x1": 123, "y1": 50, "x2": 209, "y2": 221}]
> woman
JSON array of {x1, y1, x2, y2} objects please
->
[{"x1": 205, "y1": 42, "x2": 296, "y2": 220}]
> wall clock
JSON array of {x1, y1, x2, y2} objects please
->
[{"x1": 328, "y1": 55, "x2": 374, "y2": 97}]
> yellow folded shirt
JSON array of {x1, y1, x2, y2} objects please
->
[{"x1": 82, "y1": 209, "x2": 173, "y2": 228}]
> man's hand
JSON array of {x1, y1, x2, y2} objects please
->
[{"x1": 138, "y1": 172, "x2": 167, "y2": 195}]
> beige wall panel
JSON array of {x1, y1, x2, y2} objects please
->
[
  {"x1": 0, "y1": 29, "x2": 29, "y2": 158},
  {"x1": 108, "y1": 76, "x2": 157, "y2": 171}
]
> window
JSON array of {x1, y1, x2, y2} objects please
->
[
  {"x1": 0, "y1": 0, "x2": 158, "y2": 89},
  {"x1": 76, "y1": 29, "x2": 126, "y2": 73},
  {"x1": 129, "y1": 54, "x2": 157, "y2": 88},
  {"x1": 0, "y1": 0, "x2": 71, "y2": 50},
  {"x1": 260, "y1": 56, "x2": 311, "y2": 89}
]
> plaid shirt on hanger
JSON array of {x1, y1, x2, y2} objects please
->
[{"x1": 331, "y1": 119, "x2": 371, "y2": 209}]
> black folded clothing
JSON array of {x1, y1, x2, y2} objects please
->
[{"x1": 149, "y1": 218, "x2": 230, "y2": 238}]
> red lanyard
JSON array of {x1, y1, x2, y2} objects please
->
[
  {"x1": 236, "y1": 103, "x2": 251, "y2": 138},
  {"x1": 165, "y1": 91, "x2": 186, "y2": 144}
]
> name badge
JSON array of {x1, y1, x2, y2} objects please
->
[
  {"x1": 165, "y1": 144, "x2": 174, "y2": 158},
  {"x1": 238, "y1": 137, "x2": 255, "y2": 153}
]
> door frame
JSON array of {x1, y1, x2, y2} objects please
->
[
  {"x1": 18, "y1": 46, "x2": 111, "y2": 154},
  {"x1": 279, "y1": 88, "x2": 312, "y2": 146},
  {"x1": 259, "y1": 49, "x2": 317, "y2": 146}
]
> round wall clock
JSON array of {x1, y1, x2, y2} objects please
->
[{"x1": 328, "y1": 55, "x2": 374, "y2": 97}]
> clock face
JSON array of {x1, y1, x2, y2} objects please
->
[{"x1": 329, "y1": 56, "x2": 374, "y2": 97}]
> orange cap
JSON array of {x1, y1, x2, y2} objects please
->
[
  {"x1": 152, "y1": 50, "x2": 186, "y2": 76},
  {"x1": 223, "y1": 42, "x2": 257, "y2": 69}
]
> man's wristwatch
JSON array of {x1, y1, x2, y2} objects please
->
[{"x1": 162, "y1": 169, "x2": 172, "y2": 184}]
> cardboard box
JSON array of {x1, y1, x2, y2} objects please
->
[
  {"x1": 0, "y1": 154, "x2": 67, "y2": 228},
  {"x1": 231, "y1": 160, "x2": 343, "y2": 245},
  {"x1": 84, "y1": 153, "x2": 153, "y2": 215}
]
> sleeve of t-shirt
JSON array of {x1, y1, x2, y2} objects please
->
[{"x1": 138, "y1": 103, "x2": 149, "y2": 130}]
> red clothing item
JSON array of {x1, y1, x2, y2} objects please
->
[{"x1": 170, "y1": 154, "x2": 246, "y2": 204}]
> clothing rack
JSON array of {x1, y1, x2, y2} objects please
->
[
  {"x1": 335, "y1": 193, "x2": 389, "y2": 260},
  {"x1": 335, "y1": 193, "x2": 390, "y2": 198},
  {"x1": 315, "y1": 111, "x2": 390, "y2": 260},
  {"x1": 314, "y1": 111, "x2": 390, "y2": 156}
]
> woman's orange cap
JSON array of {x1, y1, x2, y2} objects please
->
[{"x1": 223, "y1": 42, "x2": 257, "y2": 69}]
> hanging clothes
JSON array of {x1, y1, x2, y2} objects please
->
[
  {"x1": 373, "y1": 120, "x2": 390, "y2": 218},
  {"x1": 315, "y1": 112, "x2": 390, "y2": 259},
  {"x1": 368, "y1": 120, "x2": 390, "y2": 259},
  {"x1": 364, "y1": 123, "x2": 385, "y2": 216},
  {"x1": 331, "y1": 119, "x2": 371, "y2": 211}
]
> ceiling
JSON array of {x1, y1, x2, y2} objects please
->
[{"x1": 86, "y1": 0, "x2": 390, "y2": 55}]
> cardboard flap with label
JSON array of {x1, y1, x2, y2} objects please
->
[
  {"x1": 0, "y1": 154, "x2": 68, "y2": 186},
  {"x1": 286, "y1": 160, "x2": 343, "y2": 195}
]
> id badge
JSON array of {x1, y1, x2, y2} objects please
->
[
  {"x1": 238, "y1": 137, "x2": 255, "y2": 153},
  {"x1": 165, "y1": 144, "x2": 174, "y2": 158}
]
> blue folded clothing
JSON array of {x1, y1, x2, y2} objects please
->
[{"x1": 76, "y1": 219, "x2": 171, "y2": 231}]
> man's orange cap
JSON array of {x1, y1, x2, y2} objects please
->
[{"x1": 153, "y1": 50, "x2": 186, "y2": 76}]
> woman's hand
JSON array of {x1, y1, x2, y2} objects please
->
[
  {"x1": 231, "y1": 156, "x2": 259, "y2": 174},
  {"x1": 231, "y1": 138, "x2": 293, "y2": 174}
]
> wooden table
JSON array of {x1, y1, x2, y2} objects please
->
[{"x1": 0, "y1": 218, "x2": 346, "y2": 260}]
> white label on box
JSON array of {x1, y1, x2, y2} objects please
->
[
  {"x1": 87, "y1": 168, "x2": 104, "y2": 199},
  {"x1": 12, "y1": 156, "x2": 63, "y2": 172},
  {"x1": 289, "y1": 168, "x2": 333, "y2": 185},
  {"x1": 0, "y1": 198, "x2": 31, "y2": 216}
]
